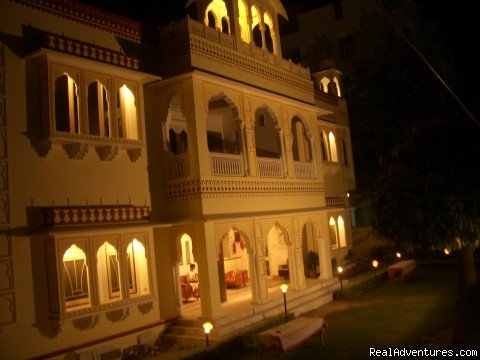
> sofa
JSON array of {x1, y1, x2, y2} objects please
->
[
  {"x1": 180, "y1": 274, "x2": 199, "y2": 302},
  {"x1": 225, "y1": 270, "x2": 248, "y2": 288}
]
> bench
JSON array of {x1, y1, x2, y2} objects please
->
[
  {"x1": 225, "y1": 269, "x2": 248, "y2": 288},
  {"x1": 257, "y1": 316, "x2": 327, "y2": 357},
  {"x1": 387, "y1": 260, "x2": 416, "y2": 283}
]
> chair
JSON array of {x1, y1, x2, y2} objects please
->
[
  {"x1": 180, "y1": 274, "x2": 199, "y2": 302},
  {"x1": 224, "y1": 270, "x2": 248, "y2": 288}
]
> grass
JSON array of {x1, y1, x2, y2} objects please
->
[{"x1": 239, "y1": 267, "x2": 458, "y2": 360}]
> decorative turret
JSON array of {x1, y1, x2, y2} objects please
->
[
  {"x1": 312, "y1": 59, "x2": 343, "y2": 98},
  {"x1": 185, "y1": 0, "x2": 288, "y2": 56}
]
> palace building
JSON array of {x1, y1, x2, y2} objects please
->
[{"x1": 0, "y1": 0, "x2": 355, "y2": 357}]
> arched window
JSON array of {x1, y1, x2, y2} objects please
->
[
  {"x1": 291, "y1": 117, "x2": 311, "y2": 162},
  {"x1": 263, "y1": 12, "x2": 275, "y2": 53},
  {"x1": 338, "y1": 216, "x2": 347, "y2": 247},
  {"x1": 328, "y1": 131, "x2": 338, "y2": 162},
  {"x1": 205, "y1": 0, "x2": 229, "y2": 31},
  {"x1": 320, "y1": 131, "x2": 330, "y2": 161},
  {"x1": 320, "y1": 77, "x2": 330, "y2": 94},
  {"x1": 126, "y1": 238, "x2": 150, "y2": 297},
  {"x1": 63, "y1": 244, "x2": 90, "y2": 311},
  {"x1": 87, "y1": 81, "x2": 110, "y2": 137},
  {"x1": 251, "y1": 5, "x2": 262, "y2": 48},
  {"x1": 207, "y1": 11, "x2": 216, "y2": 28},
  {"x1": 206, "y1": 97, "x2": 241, "y2": 154},
  {"x1": 333, "y1": 77, "x2": 342, "y2": 97},
  {"x1": 221, "y1": 16, "x2": 229, "y2": 33},
  {"x1": 116, "y1": 85, "x2": 138, "y2": 140},
  {"x1": 238, "y1": 0, "x2": 250, "y2": 43},
  {"x1": 55, "y1": 74, "x2": 80, "y2": 134},
  {"x1": 97, "y1": 242, "x2": 121, "y2": 303},
  {"x1": 181, "y1": 234, "x2": 195, "y2": 266},
  {"x1": 254, "y1": 109, "x2": 281, "y2": 158},
  {"x1": 329, "y1": 217, "x2": 338, "y2": 249}
]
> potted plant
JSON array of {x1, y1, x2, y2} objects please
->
[{"x1": 304, "y1": 251, "x2": 320, "y2": 278}]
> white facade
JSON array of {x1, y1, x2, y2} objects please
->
[{"x1": 0, "y1": 0, "x2": 355, "y2": 358}]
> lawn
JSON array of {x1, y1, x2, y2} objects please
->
[{"x1": 239, "y1": 267, "x2": 458, "y2": 360}]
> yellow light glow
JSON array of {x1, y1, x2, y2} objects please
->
[
  {"x1": 205, "y1": 0, "x2": 228, "y2": 29},
  {"x1": 333, "y1": 77, "x2": 342, "y2": 97},
  {"x1": 203, "y1": 322, "x2": 214, "y2": 334},
  {"x1": 63, "y1": 244, "x2": 86, "y2": 262},
  {"x1": 396, "y1": 252, "x2": 402, "y2": 259},
  {"x1": 372, "y1": 260, "x2": 379, "y2": 268},
  {"x1": 238, "y1": 0, "x2": 249, "y2": 43},
  {"x1": 337, "y1": 266, "x2": 343, "y2": 274},
  {"x1": 347, "y1": 192, "x2": 350, "y2": 198},
  {"x1": 280, "y1": 283, "x2": 288, "y2": 293},
  {"x1": 444, "y1": 248, "x2": 450, "y2": 255},
  {"x1": 329, "y1": 131, "x2": 338, "y2": 162}
]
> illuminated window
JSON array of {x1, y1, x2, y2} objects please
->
[
  {"x1": 116, "y1": 85, "x2": 138, "y2": 140},
  {"x1": 291, "y1": 117, "x2": 311, "y2": 162},
  {"x1": 338, "y1": 216, "x2": 347, "y2": 247},
  {"x1": 87, "y1": 81, "x2": 110, "y2": 137},
  {"x1": 333, "y1": 77, "x2": 342, "y2": 97},
  {"x1": 238, "y1": 0, "x2": 250, "y2": 43},
  {"x1": 205, "y1": 0, "x2": 229, "y2": 32},
  {"x1": 251, "y1": 5, "x2": 262, "y2": 48},
  {"x1": 126, "y1": 238, "x2": 150, "y2": 297},
  {"x1": 63, "y1": 244, "x2": 90, "y2": 311},
  {"x1": 320, "y1": 131, "x2": 330, "y2": 161},
  {"x1": 55, "y1": 74, "x2": 80, "y2": 134},
  {"x1": 263, "y1": 12, "x2": 275, "y2": 53},
  {"x1": 329, "y1": 217, "x2": 339, "y2": 249},
  {"x1": 320, "y1": 77, "x2": 330, "y2": 94},
  {"x1": 328, "y1": 131, "x2": 338, "y2": 162},
  {"x1": 97, "y1": 242, "x2": 121, "y2": 304}
]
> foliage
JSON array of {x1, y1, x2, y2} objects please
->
[{"x1": 303, "y1": 251, "x2": 319, "y2": 277}]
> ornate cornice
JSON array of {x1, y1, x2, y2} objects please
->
[
  {"x1": 12, "y1": 0, "x2": 141, "y2": 43},
  {"x1": 44, "y1": 33, "x2": 139, "y2": 70}
]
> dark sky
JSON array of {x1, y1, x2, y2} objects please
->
[{"x1": 79, "y1": 0, "x2": 479, "y2": 117}]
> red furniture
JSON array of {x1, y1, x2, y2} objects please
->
[
  {"x1": 225, "y1": 270, "x2": 248, "y2": 288},
  {"x1": 180, "y1": 274, "x2": 199, "y2": 302}
]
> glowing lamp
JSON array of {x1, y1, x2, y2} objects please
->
[
  {"x1": 444, "y1": 248, "x2": 450, "y2": 255},
  {"x1": 280, "y1": 284, "x2": 288, "y2": 315},
  {"x1": 203, "y1": 322, "x2": 213, "y2": 334},
  {"x1": 372, "y1": 260, "x2": 379, "y2": 268},
  {"x1": 337, "y1": 266, "x2": 343, "y2": 274},
  {"x1": 280, "y1": 284, "x2": 288, "y2": 293},
  {"x1": 396, "y1": 252, "x2": 402, "y2": 259}
]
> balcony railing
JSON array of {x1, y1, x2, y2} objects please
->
[
  {"x1": 314, "y1": 90, "x2": 339, "y2": 106},
  {"x1": 169, "y1": 153, "x2": 189, "y2": 179},
  {"x1": 325, "y1": 197, "x2": 346, "y2": 207},
  {"x1": 210, "y1": 152, "x2": 244, "y2": 176},
  {"x1": 257, "y1": 157, "x2": 283, "y2": 178},
  {"x1": 294, "y1": 161, "x2": 316, "y2": 179}
]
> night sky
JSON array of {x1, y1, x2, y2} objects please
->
[{"x1": 78, "y1": 0, "x2": 479, "y2": 120}]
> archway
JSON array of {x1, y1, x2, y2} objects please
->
[
  {"x1": 301, "y1": 220, "x2": 321, "y2": 279},
  {"x1": 265, "y1": 223, "x2": 292, "y2": 290},
  {"x1": 217, "y1": 228, "x2": 253, "y2": 304}
]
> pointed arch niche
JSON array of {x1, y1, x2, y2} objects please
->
[
  {"x1": 204, "y1": 0, "x2": 230, "y2": 33},
  {"x1": 217, "y1": 228, "x2": 253, "y2": 304},
  {"x1": 206, "y1": 94, "x2": 248, "y2": 176},
  {"x1": 254, "y1": 106, "x2": 286, "y2": 178},
  {"x1": 165, "y1": 94, "x2": 189, "y2": 179}
]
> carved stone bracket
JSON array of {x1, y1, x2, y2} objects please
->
[
  {"x1": 62, "y1": 142, "x2": 89, "y2": 159},
  {"x1": 127, "y1": 148, "x2": 142, "y2": 162},
  {"x1": 95, "y1": 145, "x2": 118, "y2": 161}
]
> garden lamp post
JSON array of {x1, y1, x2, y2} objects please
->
[
  {"x1": 203, "y1": 322, "x2": 213, "y2": 348},
  {"x1": 337, "y1": 266, "x2": 344, "y2": 290},
  {"x1": 280, "y1": 283, "x2": 288, "y2": 315},
  {"x1": 372, "y1": 259, "x2": 379, "y2": 280}
]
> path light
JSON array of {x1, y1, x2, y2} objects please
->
[
  {"x1": 396, "y1": 252, "x2": 402, "y2": 259},
  {"x1": 280, "y1": 283, "x2": 288, "y2": 315},
  {"x1": 337, "y1": 266, "x2": 344, "y2": 290},
  {"x1": 372, "y1": 260, "x2": 379, "y2": 280},
  {"x1": 444, "y1": 248, "x2": 450, "y2": 255},
  {"x1": 203, "y1": 322, "x2": 213, "y2": 348}
]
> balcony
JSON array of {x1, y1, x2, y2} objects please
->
[
  {"x1": 157, "y1": 17, "x2": 314, "y2": 103},
  {"x1": 314, "y1": 90, "x2": 339, "y2": 107},
  {"x1": 294, "y1": 161, "x2": 316, "y2": 179},
  {"x1": 210, "y1": 152, "x2": 244, "y2": 176},
  {"x1": 257, "y1": 157, "x2": 283, "y2": 178},
  {"x1": 325, "y1": 197, "x2": 347, "y2": 208}
]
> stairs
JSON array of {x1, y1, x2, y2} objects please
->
[{"x1": 162, "y1": 278, "x2": 340, "y2": 349}]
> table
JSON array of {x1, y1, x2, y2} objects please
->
[
  {"x1": 387, "y1": 260, "x2": 416, "y2": 282},
  {"x1": 257, "y1": 317, "x2": 327, "y2": 356}
]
